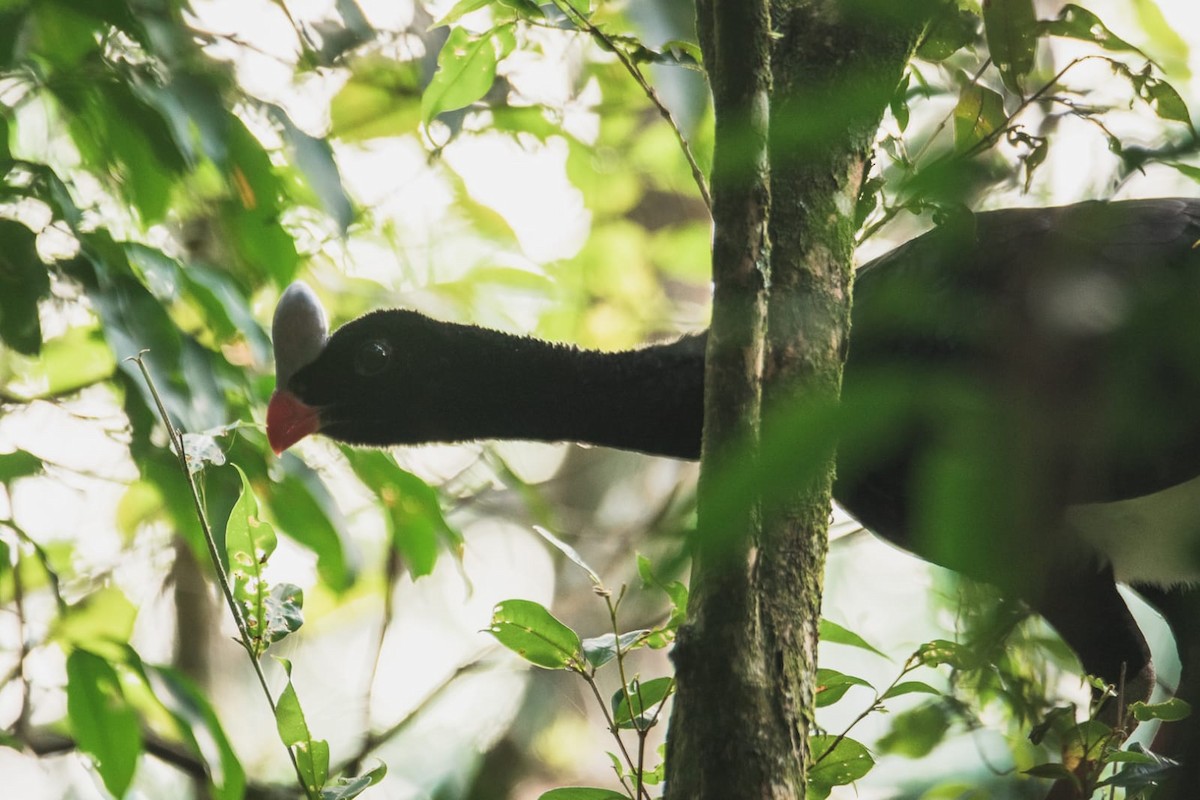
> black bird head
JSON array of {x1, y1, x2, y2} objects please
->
[{"x1": 267, "y1": 281, "x2": 521, "y2": 452}]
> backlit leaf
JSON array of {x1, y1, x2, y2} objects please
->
[
  {"x1": 1131, "y1": 698, "x2": 1191, "y2": 722},
  {"x1": 1040, "y1": 5, "x2": 1145, "y2": 57},
  {"x1": 274, "y1": 658, "x2": 330, "y2": 795},
  {"x1": 433, "y1": 0, "x2": 492, "y2": 28},
  {"x1": 0, "y1": 219, "x2": 49, "y2": 355},
  {"x1": 983, "y1": 0, "x2": 1038, "y2": 93},
  {"x1": 270, "y1": 465, "x2": 351, "y2": 592},
  {"x1": 0, "y1": 450, "x2": 42, "y2": 483},
  {"x1": 582, "y1": 630, "x2": 649, "y2": 669},
  {"x1": 320, "y1": 762, "x2": 387, "y2": 799},
  {"x1": 226, "y1": 464, "x2": 278, "y2": 656},
  {"x1": 52, "y1": 587, "x2": 137, "y2": 652},
  {"x1": 876, "y1": 703, "x2": 952, "y2": 757},
  {"x1": 809, "y1": 734, "x2": 874, "y2": 791},
  {"x1": 611, "y1": 676, "x2": 673, "y2": 728},
  {"x1": 815, "y1": 668, "x2": 873, "y2": 707},
  {"x1": 422, "y1": 25, "x2": 509, "y2": 123},
  {"x1": 954, "y1": 82, "x2": 1007, "y2": 153},
  {"x1": 330, "y1": 57, "x2": 423, "y2": 141},
  {"x1": 143, "y1": 663, "x2": 247, "y2": 800},
  {"x1": 344, "y1": 449, "x2": 460, "y2": 577},
  {"x1": 489, "y1": 598, "x2": 582, "y2": 670},
  {"x1": 67, "y1": 650, "x2": 142, "y2": 798},
  {"x1": 819, "y1": 618, "x2": 887, "y2": 659},
  {"x1": 264, "y1": 582, "x2": 305, "y2": 646},
  {"x1": 539, "y1": 789, "x2": 627, "y2": 800}
]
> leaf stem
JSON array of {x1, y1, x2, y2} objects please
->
[
  {"x1": 579, "y1": 670, "x2": 646, "y2": 800},
  {"x1": 127, "y1": 352, "x2": 311, "y2": 797},
  {"x1": 548, "y1": 0, "x2": 712, "y2": 212}
]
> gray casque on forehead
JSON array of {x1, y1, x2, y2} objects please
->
[{"x1": 272, "y1": 281, "x2": 329, "y2": 388}]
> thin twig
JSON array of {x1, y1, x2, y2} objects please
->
[
  {"x1": 859, "y1": 55, "x2": 1103, "y2": 246},
  {"x1": 22, "y1": 728, "x2": 294, "y2": 800},
  {"x1": 335, "y1": 654, "x2": 494, "y2": 774},
  {"x1": 127, "y1": 352, "x2": 311, "y2": 797},
  {"x1": 1, "y1": 518, "x2": 67, "y2": 614},
  {"x1": 580, "y1": 671, "x2": 644, "y2": 800},
  {"x1": 548, "y1": 0, "x2": 712, "y2": 212},
  {"x1": 11, "y1": 539, "x2": 30, "y2": 739},
  {"x1": 814, "y1": 656, "x2": 921, "y2": 767}
]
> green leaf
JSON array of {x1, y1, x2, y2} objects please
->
[
  {"x1": 0, "y1": 219, "x2": 49, "y2": 355},
  {"x1": 55, "y1": 79, "x2": 187, "y2": 222},
  {"x1": 270, "y1": 104, "x2": 354, "y2": 233},
  {"x1": 1165, "y1": 161, "x2": 1200, "y2": 182},
  {"x1": 144, "y1": 664, "x2": 247, "y2": 800},
  {"x1": 539, "y1": 789, "x2": 627, "y2": 800},
  {"x1": 533, "y1": 525, "x2": 600, "y2": 584},
  {"x1": 264, "y1": 583, "x2": 305, "y2": 646},
  {"x1": 1025, "y1": 763, "x2": 1077, "y2": 781},
  {"x1": 611, "y1": 676, "x2": 673, "y2": 728},
  {"x1": 1130, "y1": 698, "x2": 1191, "y2": 722},
  {"x1": 71, "y1": 242, "x2": 218, "y2": 431},
  {"x1": 914, "y1": 638, "x2": 976, "y2": 669},
  {"x1": 226, "y1": 464, "x2": 278, "y2": 657},
  {"x1": 343, "y1": 449, "x2": 460, "y2": 577},
  {"x1": 582, "y1": 630, "x2": 649, "y2": 669},
  {"x1": 1132, "y1": 0, "x2": 1191, "y2": 80},
  {"x1": 181, "y1": 264, "x2": 273, "y2": 366},
  {"x1": 220, "y1": 116, "x2": 299, "y2": 284},
  {"x1": 1135, "y1": 74, "x2": 1195, "y2": 132},
  {"x1": 0, "y1": 10, "x2": 24, "y2": 69},
  {"x1": 1105, "y1": 749, "x2": 1159, "y2": 765},
  {"x1": 488, "y1": 598, "x2": 583, "y2": 670},
  {"x1": 490, "y1": 104, "x2": 561, "y2": 141},
  {"x1": 274, "y1": 658, "x2": 330, "y2": 795},
  {"x1": 819, "y1": 618, "x2": 887, "y2": 659},
  {"x1": 30, "y1": 1, "x2": 99, "y2": 68},
  {"x1": 330, "y1": 57, "x2": 423, "y2": 142},
  {"x1": 953, "y1": 82, "x2": 1007, "y2": 153},
  {"x1": 876, "y1": 702, "x2": 952, "y2": 757},
  {"x1": 889, "y1": 73, "x2": 910, "y2": 133},
  {"x1": 1039, "y1": 5, "x2": 1145, "y2": 57},
  {"x1": 320, "y1": 763, "x2": 388, "y2": 800},
  {"x1": 3, "y1": 324, "x2": 116, "y2": 400},
  {"x1": 1020, "y1": 134, "x2": 1048, "y2": 191},
  {"x1": 422, "y1": 26, "x2": 505, "y2": 124},
  {"x1": 52, "y1": 586, "x2": 137, "y2": 651},
  {"x1": 808, "y1": 735, "x2": 874, "y2": 791},
  {"x1": 917, "y1": 5, "x2": 979, "y2": 62},
  {"x1": 983, "y1": 0, "x2": 1038, "y2": 93},
  {"x1": 67, "y1": 649, "x2": 142, "y2": 798},
  {"x1": 270, "y1": 467, "x2": 350, "y2": 592},
  {"x1": 0, "y1": 450, "x2": 42, "y2": 483},
  {"x1": 433, "y1": 0, "x2": 492, "y2": 28},
  {"x1": 660, "y1": 39, "x2": 703, "y2": 67},
  {"x1": 815, "y1": 668, "x2": 873, "y2": 708},
  {"x1": 880, "y1": 680, "x2": 941, "y2": 700},
  {"x1": 638, "y1": 554, "x2": 687, "y2": 625},
  {"x1": 496, "y1": 0, "x2": 544, "y2": 21}
]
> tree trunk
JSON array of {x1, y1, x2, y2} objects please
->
[{"x1": 666, "y1": 3, "x2": 930, "y2": 798}]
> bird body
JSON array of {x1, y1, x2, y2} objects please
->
[{"x1": 267, "y1": 197, "x2": 1200, "y2": 789}]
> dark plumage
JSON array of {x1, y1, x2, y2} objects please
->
[{"x1": 268, "y1": 197, "x2": 1200, "y2": 791}]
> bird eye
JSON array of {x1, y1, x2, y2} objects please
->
[{"x1": 355, "y1": 339, "x2": 392, "y2": 376}]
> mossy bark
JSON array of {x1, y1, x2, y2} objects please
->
[{"x1": 666, "y1": 3, "x2": 930, "y2": 798}]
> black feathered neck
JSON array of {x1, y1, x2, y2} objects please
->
[{"x1": 288, "y1": 309, "x2": 706, "y2": 459}]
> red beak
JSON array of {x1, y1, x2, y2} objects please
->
[{"x1": 267, "y1": 390, "x2": 321, "y2": 455}]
